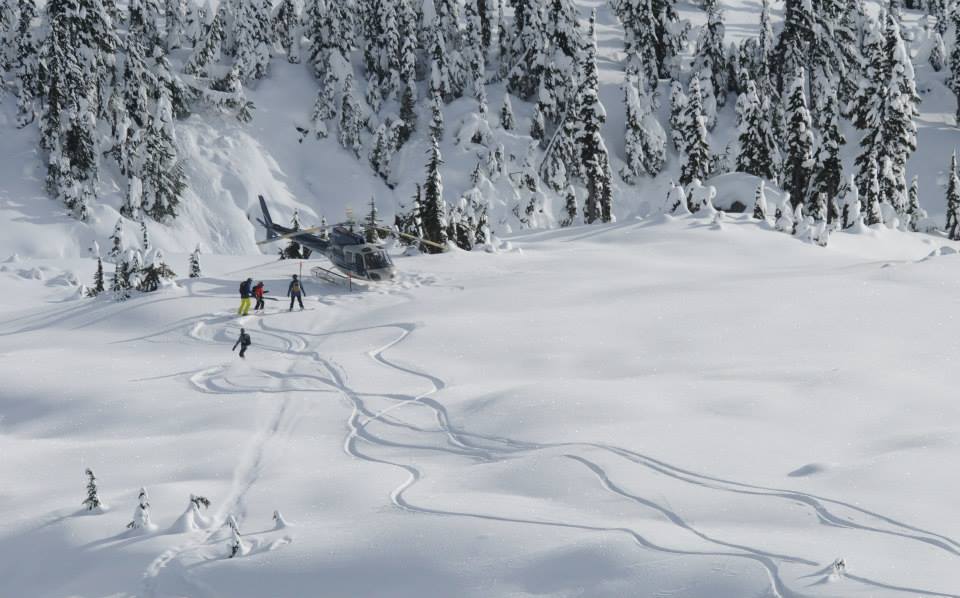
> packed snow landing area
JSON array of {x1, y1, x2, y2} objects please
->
[{"x1": 2, "y1": 218, "x2": 960, "y2": 598}]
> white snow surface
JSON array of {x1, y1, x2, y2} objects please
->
[
  {"x1": 3, "y1": 217, "x2": 960, "y2": 597},
  {"x1": 4, "y1": 1, "x2": 960, "y2": 596}
]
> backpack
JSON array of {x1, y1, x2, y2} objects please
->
[
  {"x1": 291, "y1": 281, "x2": 301, "y2": 294},
  {"x1": 241, "y1": 333, "x2": 251, "y2": 346}
]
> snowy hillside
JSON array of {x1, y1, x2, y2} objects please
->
[
  {"x1": 3, "y1": 0, "x2": 960, "y2": 258},
  {"x1": 6, "y1": 0, "x2": 960, "y2": 596},
  {"x1": 3, "y1": 217, "x2": 960, "y2": 597}
]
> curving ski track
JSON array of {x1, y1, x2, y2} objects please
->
[{"x1": 135, "y1": 306, "x2": 960, "y2": 598}]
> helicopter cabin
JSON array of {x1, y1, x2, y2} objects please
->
[{"x1": 329, "y1": 225, "x2": 395, "y2": 281}]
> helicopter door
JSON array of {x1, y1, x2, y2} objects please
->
[{"x1": 354, "y1": 253, "x2": 366, "y2": 275}]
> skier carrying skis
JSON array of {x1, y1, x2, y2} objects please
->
[
  {"x1": 237, "y1": 278, "x2": 253, "y2": 316},
  {"x1": 253, "y1": 281, "x2": 268, "y2": 312},
  {"x1": 287, "y1": 274, "x2": 306, "y2": 311},
  {"x1": 232, "y1": 328, "x2": 252, "y2": 358}
]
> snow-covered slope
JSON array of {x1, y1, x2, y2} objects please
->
[
  {"x1": 2, "y1": 215, "x2": 960, "y2": 597},
  {"x1": 3, "y1": 0, "x2": 959, "y2": 259}
]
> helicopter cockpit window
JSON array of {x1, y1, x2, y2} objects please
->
[
  {"x1": 354, "y1": 254, "x2": 366, "y2": 273},
  {"x1": 364, "y1": 251, "x2": 392, "y2": 270}
]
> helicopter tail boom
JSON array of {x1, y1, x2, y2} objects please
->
[{"x1": 257, "y1": 195, "x2": 280, "y2": 240}]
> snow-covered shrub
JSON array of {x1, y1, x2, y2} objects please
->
[
  {"x1": 126, "y1": 487, "x2": 156, "y2": 531},
  {"x1": 664, "y1": 183, "x2": 690, "y2": 215},
  {"x1": 686, "y1": 179, "x2": 717, "y2": 216}
]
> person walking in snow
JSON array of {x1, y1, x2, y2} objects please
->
[
  {"x1": 232, "y1": 328, "x2": 252, "y2": 358},
  {"x1": 253, "y1": 281, "x2": 268, "y2": 312},
  {"x1": 237, "y1": 278, "x2": 253, "y2": 316},
  {"x1": 287, "y1": 274, "x2": 306, "y2": 311}
]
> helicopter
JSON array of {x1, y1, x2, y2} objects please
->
[{"x1": 256, "y1": 195, "x2": 443, "y2": 282}]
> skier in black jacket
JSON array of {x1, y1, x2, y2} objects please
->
[
  {"x1": 237, "y1": 278, "x2": 253, "y2": 316},
  {"x1": 232, "y1": 328, "x2": 252, "y2": 358},
  {"x1": 287, "y1": 274, "x2": 306, "y2": 311}
]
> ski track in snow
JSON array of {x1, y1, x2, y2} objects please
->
[
  {"x1": 120, "y1": 288, "x2": 960, "y2": 598},
  {"x1": 141, "y1": 320, "x2": 305, "y2": 598}
]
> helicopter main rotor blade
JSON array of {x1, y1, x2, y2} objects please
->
[
  {"x1": 256, "y1": 226, "x2": 325, "y2": 245},
  {"x1": 363, "y1": 224, "x2": 448, "y2": 250}
]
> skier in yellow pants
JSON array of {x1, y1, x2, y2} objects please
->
[{"x1": 237, "y1": 278, "x2": 253, "y2": 316}]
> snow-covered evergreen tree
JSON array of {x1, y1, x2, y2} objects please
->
[
  {"x1": 736, "y1": 80, "x2": 779, "y2": 180},
  {"x1": 421, "y1": 136, "x2": 448, "y2": 252},
  {"x1": 840, "y1": 175, "x2": 862, "y2": 229},
  {"x1": 464, "y1": 0, "x2": 486, "y2": 102},
  {"x1": 621, "y1": 76, "x2": 665, "y2": 182},
  {"x1": 500, "y1": 94, "x2": 515, "y2": 130},
  {"x1": 430, "y1": 88, "x2": 445, "y2": 141},
  {"x1": 949, "y1": 13, "x2": 960, "y2": 123},
  {"x1": 369, "y1": 119, "x2": 401, "y2": 187},
  {"x1": 781, "y1": 69, "x2": 815, "y2": 207},
  {"x1": 855, "y1": 13, "x2": 918, "y2": 214},
  {"x1": 653, "y1": 0, "x2": 687, "y2": 78},
  {"x1": 142, "y1": 94, "x2": 187, "y2": 221},
  {"x1": 338, "y1": 74, "x2": 363, "y2": 158},
  {"x1": 559, "y1": 185, "x2": 578, "y2": 226},
  {"x1": 272, "y1": 0, "x2": 302, "y2": 63},
  {"x1": 189, "y1": 245, "x2": 202, "y2": 278},
  {"x1": 694, "y1": 3, "x2": 728, "y2": 105},
  {"x1": 578, "y1": 13, "x2": 613, "y2": 224},
  {"x1": 930, "y1": 31, "x2": 945, "y2": 72},
  {"x1": 82, "y1": 468, "x2": 103, "y2": 511},
  {"x1": 946, "y1": 153, "x2": 960, "y2": 239},
  {"x1": 130, "y1": 0, "x2": 164, "y2": 52},
  {"x1": 233, "y1": 0, "x2": 273, "y2": 80},
  {"x1": 774, "y1": 0, "x2": 815, "y2": 93},
  {"x1": 87, "y1": 258, "x2": 106, "y2": 297},
  {"x1": 862, "y1": 159, "x2": 883, "y2": 226},
  {"x1": 396, "y1": 184, "x2": 425, "y2": 246},
  {"x1": 311, "y1": 67, "x2": 337, "y2": 139},
  {"x1": 668, "y1": 80, "x2": 687, "y2": 152},
  {"x1": 111, "y1": 258, "x2": 130, "y2": 301},
  {"x1": 184, "y1": 9, "x2": 223, "y2": 76},
  {"x1": 108, "y1": 218, "x2": 125, "y2": 263},
  {"x1": 852, "y1": 16, "x2": 884, "y2": 127},
  {"x1": 14, "y1": 0, "x2": 40, "y2": 128},
  {"x1": 905, "y1": 175, "x2": 926, "y2": 232},
  {"x1": 126, "y1": 250, "x2": 144, "y2": 291},
  {"x1": 429, "y1": 18, "x2": 453, "y2": 101},
  {"x1": 697, "y1": 70, "x2": 719, "y2": 131},
  {"x1": 679, "y1": 77, "x2": 712, "y2": 186},
  {"x1": 530, "y1": 100, "x2": 546, "y2": 141},
  {"x1": 398, "y1": 79, "x2": 417, "y2": 144},
  {"x1": 305, "y1": 0, "x2": 352, "y2": 75},
  {"x1": 165, "y1": 0, "x2": 186, "y2": 50},
  {"x1": 540, "y1": 122, "x2": 578, "y2": 192},
  {"x1": 811, "y1": 91, "x2": 845, "y2": 208},
  {"x1": 118, "y1": 174, "x2": 141, "y2": 220},
  {"x1": 617, "y1": 0, "x2": 659, "y2": 90}
]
